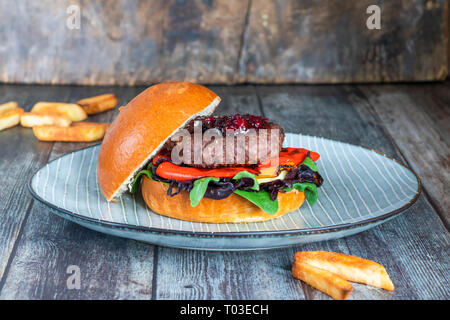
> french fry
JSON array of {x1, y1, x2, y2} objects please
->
[
  {"x1": 294, "y1": 251, "x2": 394, "y2": 291},
  {"x1": 0, "y1": 108, "x2": 24, "y2": 131},
  {"x1": 20, "y1": 112, "x2": 72, "y2": 127},
  {"x1": 292, "y1": 261, "x2": 353, "y2": 300},
  {"x1": 32, "y1": 122, "x2": 109, "y2": 142},
  {"x1": 31, "y1": 102, "x2": 87, "y2": 122},
  {"x1": 76, "y1": 93, "x2": 118, "y2": 115},
  {"x1": 0, "y1": 101, "x2": 19, "y2": 114}
]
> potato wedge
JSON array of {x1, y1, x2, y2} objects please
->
[
  {"x1": 20, "y1": 112, "x2": 72, "y2": 127},
  {"x1": 0, "y1": 101, "x2": 19, "y2": 114},
  {"x1": 294, "y1": 251, "x2": 394, "y2": 291},
  {"x1": 31, "y1": 102, "x2": 87, "y2": 122},
  {"x1": 292, "y1": 261, "x2": 353, "y2": 300},
  {"x1": 77, "y1": 93, "x2": 118, "y2": 115},
  {"x1": 32, "y1": 122, "x2": 109, "y2": 142},
  {"x1": 0, "y1": 108, "x2": 24, "y2": 131}
]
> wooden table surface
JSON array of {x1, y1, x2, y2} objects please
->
[{"x1": 0, "y1": 83, "x2": 448, "y2": 300}]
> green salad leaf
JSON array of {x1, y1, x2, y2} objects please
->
[
  {"x1": 190, "y1": 177, "x2": 220, "y2": 207},
  {"x1": 130, "y1": 169, "x2": 153, "y2": 194},
  {"x1": 131, "y1": 153, "x2": 320, "y2": 214},
  {"x1": 301, "y1": 156, "x2": 318, "y2": 172},
  {"x1": 234, "y1": 190, "x2": 278, "y2": 214},
  {"x1": 232, "y1": 170, "x2": 260, "y2": 191},
  {"x1": 284, "y1": 182, "x2": 318, "y2": 205}
]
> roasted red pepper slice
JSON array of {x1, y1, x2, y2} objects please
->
[
  {"x1": 256, "y1": 148, "x2": 320, "y2": 170},
  {"x1": 153, "y1": 148, "x2": 320, "y2": 181},
  {"x1": 155, "y1": 161, "x2": 259, "y2": 181}
]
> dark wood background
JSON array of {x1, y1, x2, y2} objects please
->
[{"x1": 0, "y1": 0, "x2": 448, "y2": 85}]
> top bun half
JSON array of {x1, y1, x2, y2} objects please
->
[{"x1": 97, "y1": 82, "x2": 221, "y2": 201}]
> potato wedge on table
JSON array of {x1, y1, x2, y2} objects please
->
[
  {"x1": 31, "y1": 102, "x2": 87, "y2": 122},
  {"x1": 77, "y1": 93, "x2": 118, "y2": 115},
  {"x1": 292, "y1": 261, "x2": 353, "y2": 300},
  {"x1": 0, "y1": 108, "x2": 24, "y2": 131},
  {"x1": 20, "y1": 112, "x2": 72, "y2": 127},
  {"x1": 294, "y1": 251, "x2": 394, "y2": 291},
  {"x1": 0, "y1": 101, "x2": 19, "y2": 114},
  {"x1": 32, "y1": 122, "x2": 109, "y2": 142}
]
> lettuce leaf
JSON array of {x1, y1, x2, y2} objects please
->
[
  {"x1": 190, "y1": 177, "x2": 220, "y2": 207},
  {"x1": 280, "y1": 155, "x2": 320, "y2": 205},
  {"x1": 232, "y1": 171, "x2": 279, "y2": 214},
  {"x1": 301, "y1": 156, "x2": 318, "y2": 172},
  {"x1": 232, "y1": 170, "x2": 260, "y2": 191},
  {"x1": 234, "y1": 190, "x2": 279, "y2": 214},
  {"x1": 284, "y1": 182, "x2": 318, "y2": 205}
]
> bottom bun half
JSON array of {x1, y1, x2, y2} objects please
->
[{"x1": 141, "y1": 176, "x2": 305, "y2": 223}]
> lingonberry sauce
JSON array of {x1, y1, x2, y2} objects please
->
[{"x1": 187, "y1": 114, "x2": 270, "y2": 133}]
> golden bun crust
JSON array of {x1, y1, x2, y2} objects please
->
[
  {"x1": 141, "y1": 176, "x2": 305, "y2": 223},
  {"x1": 97, "y1": 82, "x2": 220, "y2": 201},
  {"x1": 0, "y1": 107, "x2": 24, "y2": 131},
  {"x1": 32, "y1": 122, "x2": 109, "y2": 142}
]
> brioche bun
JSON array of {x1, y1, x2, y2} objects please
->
[
  {"x1": 97, "y1": 81, "x2": 305, "y2": 223},
  {"x1": 97, "y1": 82, "x2": 220, "y2": 201},
  {"x1": 141, "y1": 176, "x2": 305, "y2": 223}
]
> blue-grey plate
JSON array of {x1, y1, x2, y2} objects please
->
[{"x1": 28, "y1": 134, "x2": 421, "y2": 251}]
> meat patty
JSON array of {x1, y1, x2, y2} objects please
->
[{"x1": 161, "y1": 114, "x2": 285, "y2": 168}]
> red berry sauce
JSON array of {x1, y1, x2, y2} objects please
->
[{"x1": 188, "y1": 114, "x2": 270, "y2": 133}]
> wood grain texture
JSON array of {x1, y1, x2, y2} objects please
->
[
  {"x1": 0, "y1": 85, "x2": 155, "y2": 299},
  {"x1": 0, "y1": 85, "x2": 55, "y2": 283},
  {"x1": 356, "y1": 84, "x2": 450, "y2": 226},
  {"x1": 0, "y1": 0, "x2": 166, "y2": 86},
  {"x1": 0, "y1": 202, "x2": 154, "y2": 299},
  {"x1": 161, "y1": 0, "x2": 250, "y2": 83},
  {"x1": 448, "y1": 0, "x2": 450, "y2": 77},
  {"x1": 0, "y1": 0, "x2": 447, "y2": 85},
  {"x1": 240, "y1": 0, "x2": 448, "y2": 83}
]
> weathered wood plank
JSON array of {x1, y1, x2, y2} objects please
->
[
  {"x1": 258, "y1": 85, "x2": 400, "y2": 156},
  {"x1": 161, "y1": 1, "x2": 250, "y2": 83},
  {"x1": 356, "y1": 84, "x2": 450, "y2": 226},
  {"x1": 239, "y1": 0, "x2": 448, "y2": 83},
  {"x1": 0, "y1": 84, "x2": 70, "y2": 284},
  {"x1": 156, "y1": 247, "x2": 305, "y2": 300},
  {"x1": 258, "y1": 85, "x2": 449, "y2": 299},
  {"x1": 0, "y1": 0, "x2": 166, "y2": 86},
  {"x1": 0, "y1": 86, "x2": 155, "y2": 299},
  {"x1": 0, "y1": 0, "x2": 447, "y2": 85},
  {"x1": 0, "y1": 0, "x2": 249, "y2": 85}
]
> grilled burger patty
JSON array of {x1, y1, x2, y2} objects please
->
[{"x1": 161, "y1": 114, "x2": 285, "y2": 169}]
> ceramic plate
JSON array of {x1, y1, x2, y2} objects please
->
[{"x1": 28, "y1": 134, "x2": 421, "y2": 250}]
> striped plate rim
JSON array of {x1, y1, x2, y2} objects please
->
[{"x1": 28, "y1": 135, "x2": 422, "y2": 237}]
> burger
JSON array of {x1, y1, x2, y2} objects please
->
[{"x1": 97, "y1": 82, "x2": 323, "y2": 223}]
